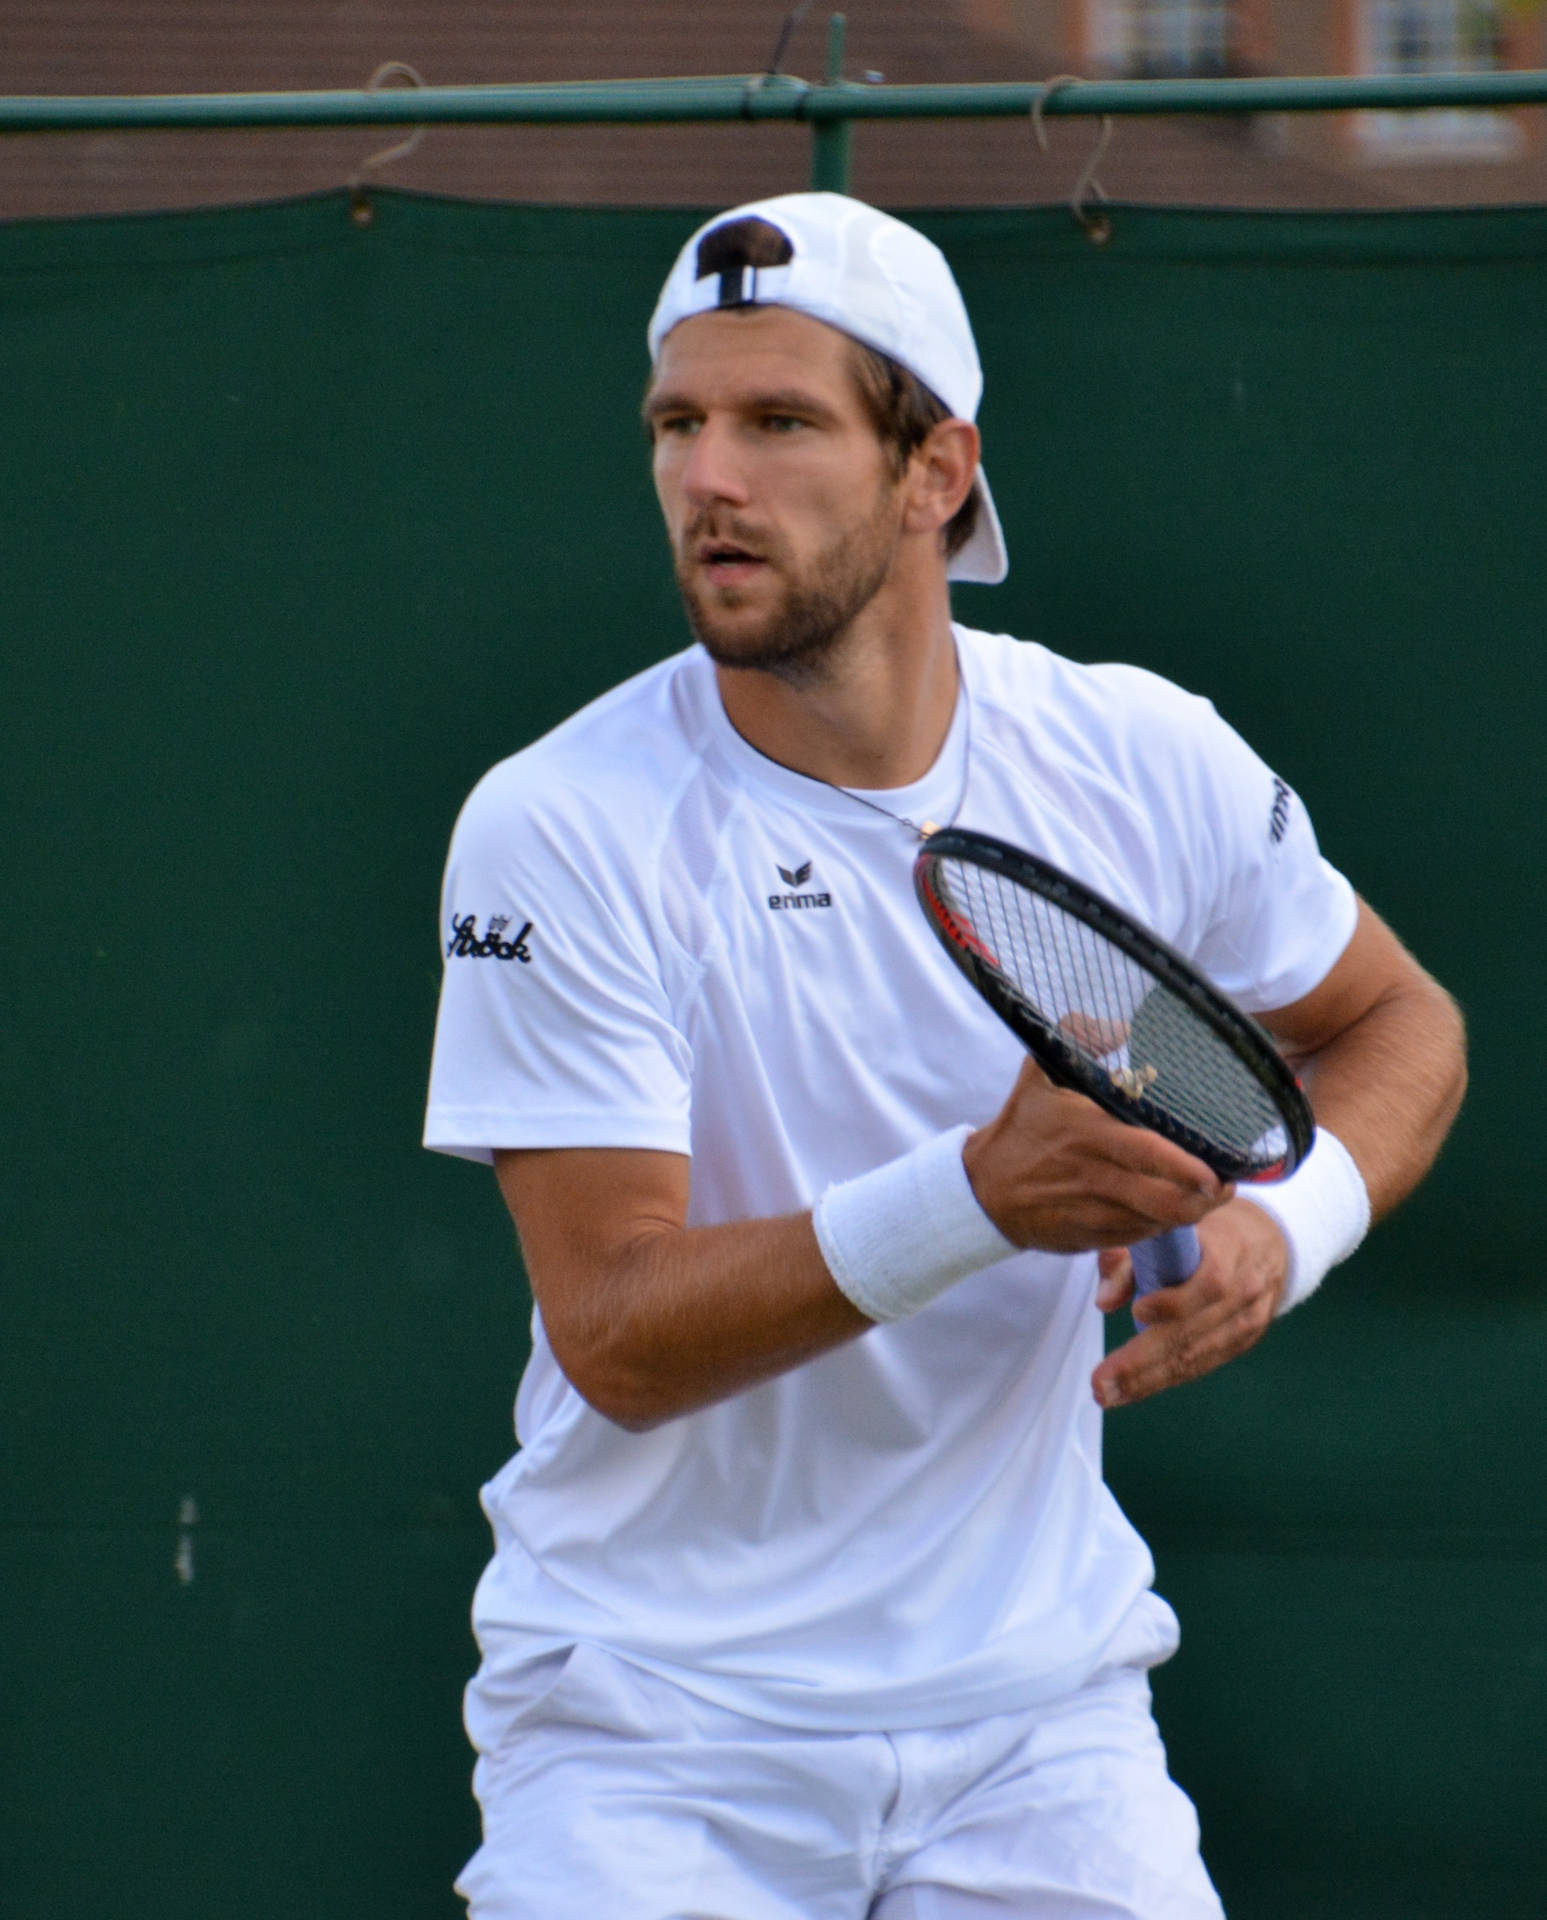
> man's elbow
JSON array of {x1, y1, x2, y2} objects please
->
[
  {"x1": 1447, "y1": 1004, "x2": 1469, "y2": 1114},
  {"x1": 543, "y1": 1316, "x2": 684, "y2": 1432},
  {"x1": 1423, "y1": 976, "x2": 1469, "y2": 1126}
]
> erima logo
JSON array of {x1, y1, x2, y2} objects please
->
[
  {"x1": 1269, "y1": 778, "x2": 1293, "y2": 845},
  {"x1": 448, "y1": 912, "x2": 533, "y2": 962},
  {"x1": 769, "y1": 860, "x2": 831, "y2": 912}
]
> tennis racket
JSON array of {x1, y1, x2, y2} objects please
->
[{"x1": 914, "y1": 826, "x2": 1313, "y2": 1295}]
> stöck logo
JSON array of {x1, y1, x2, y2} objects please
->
[
  {"x1": 1269, "y1": 777, "x2": 1293, "y2": 845},
  {"x1": 769, "y1": 860, "x2": 832, "y2": 912},
  {"x1": 448, "y1": 912, "x2": 534, "y2": 962}
]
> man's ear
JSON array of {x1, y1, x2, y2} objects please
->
[{"x1": 901, "y1": 419, "x2": 980, "y2": 540}]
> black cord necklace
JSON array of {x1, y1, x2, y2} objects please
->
[
  {"x1": 822, "y1": 784, "x2": 939, "y2": 841},
  {"x1": 727, "y1": 690, "x2": 972, "y2": 844}
]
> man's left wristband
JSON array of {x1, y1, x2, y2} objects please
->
[
  {"x1": 813, "y1": 1125, "x2": 1020, "y2": 1323},
  {"x1": 1234, "y1": 1126, "x2": 1370, "y2": 1315}
]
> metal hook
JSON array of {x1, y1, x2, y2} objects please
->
[
  {"x1": 348, "y1": 62, "x2": 428, "y2": 227},
  {"x1": 767, "y1": 1, "x2": 817, "y2": 78},
  {"x1": 743, "y1": 0, "x2": 818, "y2": 120},
  {"x1": 1031, "y1": 74, "x2": 1114, "y2": 246}
]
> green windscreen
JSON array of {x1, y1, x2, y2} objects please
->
[{"x1": 2, "y1": 191, "x2": 1542, "y2": 1918}]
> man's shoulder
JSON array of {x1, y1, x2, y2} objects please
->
[
  {"x1": 457, "y1": 645, "x2": 709, "y2": 842},
  {"x1": 958, "y1": 625, "x2": 1216, "y2": 751}
]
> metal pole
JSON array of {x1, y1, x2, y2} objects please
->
[
  {"x1": 810, "y1": 14, "x2": 853, "y2": 194},
  {"x1": 2, "y1": 70, "x2": 1547, "y2": 133}
]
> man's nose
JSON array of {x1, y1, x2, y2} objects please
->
[{"x1": 680, "y1": 418, "x2": 751, "y2": 508}]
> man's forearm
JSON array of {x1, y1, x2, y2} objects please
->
[
  {"x1": 562, "y1": 1212, "x2": 873, "y2": 1430},
  {"x1": 1293, "y1": 968, "x2": 1466, "y2": 1220},
  {"x1": 496, "y1": 1148, "x2": 869, "y2": 1430},
  {"x1": 1259, "y1": 902, "x2": 1466, "y2": 1222}
]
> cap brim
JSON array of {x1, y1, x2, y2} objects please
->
[{"x1": 946, "y1": 468, "x2": 1008, "y2": 585}]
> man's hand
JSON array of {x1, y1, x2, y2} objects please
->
[
  {"x1": 962, "y1": 1056, "x2": 1233, "y2": 1254},
  {"x1": 1089, "y1": 1199, "x2": 1290, "y2": 1409}
]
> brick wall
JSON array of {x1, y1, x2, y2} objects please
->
[{"x1": 0, "y1": 0, "x2": 1542, "y2": 219}]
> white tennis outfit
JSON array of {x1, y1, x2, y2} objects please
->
[{"x1": 424, "y1": 626, "x2": 1357, "y2": 1916}]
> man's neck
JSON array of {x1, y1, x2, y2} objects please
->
[{"x1": 713, "y1": 577, "x2": 960, "y2": 792}]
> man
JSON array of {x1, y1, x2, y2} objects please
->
[{"x1": 425, "y1": 194, "x2": 1464, "y2": 1918}]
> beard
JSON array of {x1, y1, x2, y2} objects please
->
[{"x1": 674, "y1": 487, "x2": 901, "y2": 687}]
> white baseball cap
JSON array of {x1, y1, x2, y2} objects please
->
[{"x1": 647, "y1": 191, "x2": 1008, "y2": 586}]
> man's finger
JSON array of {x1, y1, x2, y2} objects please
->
[
  {"x1": 1093, "y1": 1314, "x2": 1221, "y2": 1407},
  {"x1": 1091, "y1": 1126, "x2": 1225, "y2": 1200},
  {"x1": 1078, "y1": 1162, "x2": 1228, "y2": 1234},
  {"x1": 1095, "y1": 1248, "x2": 1134, "y2": 1312},
  {"x1": 1093, "y1": 1272, "x2": 1275, "y2": 1406},
  {"x1": 1003, "y1": 1061, "x2": 1226, "y2": 1199}
]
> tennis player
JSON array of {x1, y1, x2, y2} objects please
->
[{"x1": 425, "y1": 193, "x2": 1465, "y2": 1918}]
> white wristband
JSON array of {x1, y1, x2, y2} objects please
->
[
  {"x1": 813, "y1": 1125, "x2": 1019, "y2": 1323},
  {"x1": 1234, "y1": 1127, "x2": 1371, "y2": 1315}
]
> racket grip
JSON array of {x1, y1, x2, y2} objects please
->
[{"x1": 1131, "y1": 1226, "x2": 1202, "y2": 1296}]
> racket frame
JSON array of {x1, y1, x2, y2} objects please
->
[{"x1": 914, "y1": 826, "x2": 1314, "y2": 1184}]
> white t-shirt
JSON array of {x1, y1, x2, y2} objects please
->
[{"x1": 424, "y1": 626, "x2": 1357, "y2": 1737}]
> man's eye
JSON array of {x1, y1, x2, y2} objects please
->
[
  {"x1": 654, "y1": 415, "x2": 699, "y2": 439},
  {"x1": 762, "y1": 414, "x2": 806, "y2": 434}
]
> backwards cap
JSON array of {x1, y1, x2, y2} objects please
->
[{"x1": 647, "y1": 191, "x2": 1008, "y2": 586}]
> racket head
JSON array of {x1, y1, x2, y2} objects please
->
[{"x1": 914, "y1": 827, "x2": 1314, "y2": 1183}]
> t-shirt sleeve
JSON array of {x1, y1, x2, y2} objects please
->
[
  {"x1": 1179, "y1": 701, "x2": 1359, "y2": 1014},
  {"x1": 423, "y1": 772, "x2": 693, "y2": 1165}
]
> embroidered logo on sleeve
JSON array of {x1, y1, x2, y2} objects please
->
[
  {"x1": 448, "y1": 912, "x2": 534, "y2": 962},
  {"x1": 768, "y1": 860, "x2": 831, "y2": 912},
  {"x1": 1269, "y1": 778, "x2": 1293, "y2": 845}
]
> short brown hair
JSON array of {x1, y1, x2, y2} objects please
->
[{"x1": 845, "y1": 341, "x2": 981, "y2": 562}]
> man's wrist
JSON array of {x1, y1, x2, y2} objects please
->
[
  {"x1": 813, "y1": 1126, "x2": 1019, "y2": 1323},
  {"x1": 1233, "y1": 1127, "x2": 1371, "y2": 1314}
]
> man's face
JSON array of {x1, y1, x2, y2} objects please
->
[{"x1": 645, "y1": 306, "x2": 905, "y2": 681}]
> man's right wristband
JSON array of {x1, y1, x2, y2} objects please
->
[{"x1": 813, "y1": 1125, "x2": 1019, "y2": 1323}]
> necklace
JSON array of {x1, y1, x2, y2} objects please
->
[
  {"x1": 729, "y1": 683, "x2": 972, "y2": 844},
  {"x1": 815, "y1": 685, "x2": 972, "y2": 840},
  {"x1": 821, "y1": 783, "x2": 940, "y2": 841}
]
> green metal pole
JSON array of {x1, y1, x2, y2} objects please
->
[
  {"x1": 3, "y1": 70, "x2": 1547, "y2": 133},
  {"x1": 809, "y1": 14, "x2": 852, "y2": 192}
]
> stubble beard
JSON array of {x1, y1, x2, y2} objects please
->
[{"x1": 675, "y1": 487, "x2": 902, "y2": 688}]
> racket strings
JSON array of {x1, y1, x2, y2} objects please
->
[{"x1": 934, "y1": 858, "x2": 1287, "y2": 1174}]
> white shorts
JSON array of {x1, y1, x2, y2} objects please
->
[{"x1": 456, "y1": 1643, "x2": 1225, "y2": 1919}]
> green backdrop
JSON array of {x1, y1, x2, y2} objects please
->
[{"x1": 2, "y1": 190, "x2": 1542, "y2": 1918}]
